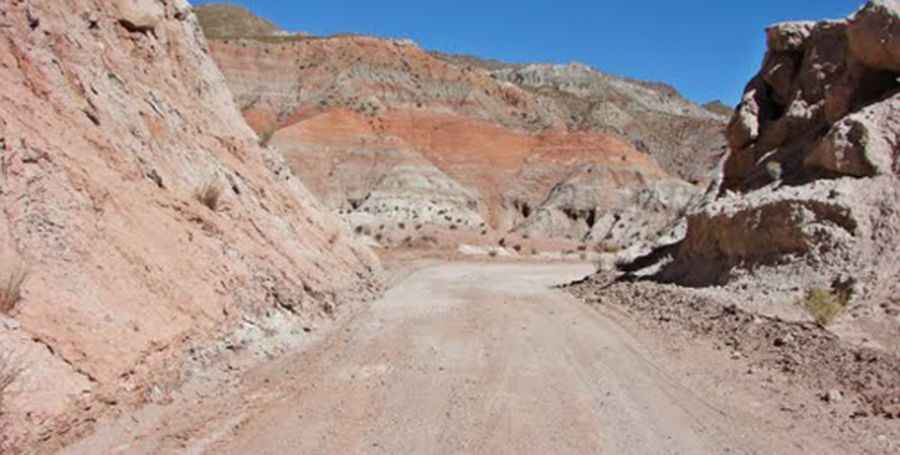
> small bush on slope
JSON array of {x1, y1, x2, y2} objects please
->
[
  {"x1": 0, "y1": 265, "x2": 27, "y2": 313},
  {"x1": 799, "y1": 288, "x2": 850, "y2": 326},
  {"x1": 195, "y1": 177, "x2": 224, "y2": 211}
]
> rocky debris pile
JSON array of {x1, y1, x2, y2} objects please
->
[
  {"x1": 566, "y1": 276, "x2": 900, "y2": 419},
  {"x1": 344, "y1": 162, "x2": 486, "y2": 232},
  {"x1": 512, "y1": 165, "x2": 699, "y2": 249},
  {"x1": 619, "y1": 0, "x2": 900, "y2": 359},
  {"x1": 0, "y1": 0, "x2": 380, "y2": 449}
]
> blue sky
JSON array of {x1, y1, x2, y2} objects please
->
[{"x1": 194, "y1": 1, "x2": 862, "y2": 105}]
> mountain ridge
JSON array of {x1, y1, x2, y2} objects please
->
[{"x1": 194, "y1": 3, "x2": 727, "y2": 250}]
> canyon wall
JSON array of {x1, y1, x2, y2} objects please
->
[
  {"x1": 0, "y1": 0, "x2": 380, "y2": 448},
  {"x1": 198, "y1": 5, "x2": 727, "y2": 249}
]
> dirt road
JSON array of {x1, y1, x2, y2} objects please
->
[{"x1": 63, "y1": 262, "x2": 845, "y2": 454}]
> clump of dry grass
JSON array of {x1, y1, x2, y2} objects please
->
[
  {"x1": 0, "y1": 266, "x2": 27, "y2": 314},
  {"x1": 195, "y1": 177, "x2": 224, "y2": 211},
  {"x1": 798, "y1": 288, "x2": 850, "y2": 326},
  {"x1": 766, "y1": 160, "x2": 783, "y2": 181},
  {"x1": 258, "y1": 129, "x2": 276, "y2": 147}
]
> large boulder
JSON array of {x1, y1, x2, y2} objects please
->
[
  {"x1": 848, "y1": 0, "x2": 900, "y2": 73},
  {"x1": 806, "y1": 93, "x2": 900, "y2": 176},
  {"x1": 113, "y1": 0, "x2": 165, "y2": 33}
]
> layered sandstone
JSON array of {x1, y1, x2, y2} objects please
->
[
  {"x1": 197, "y1": 8, "x2": 722, "y2": 247},
  {"x1": 0, "y1": 0, "x2": 379, "y2": 448},
  {"x1": 488, "y1": 63, "x2": 729, "y2": 185}
]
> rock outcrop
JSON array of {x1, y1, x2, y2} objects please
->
[
  {"x1": 0, "y1": 0, "x2": 380, "y2": 448},
  {"x1": 623, "y1": 0, "x2": 900, "y2": 353},
  {"x1": 490, "y1": 63, "x2": 729, "y2": 185},
  {"x1": 510, "y1": 164, "x2": 697, "y2": 247},
  {"x1": 196, "y1": 6, "x2": 722, "y2": 247}
]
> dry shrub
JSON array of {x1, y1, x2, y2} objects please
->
[
  {"x1": 0, "y1": 266, "x2": 27, "y2": 314},
  {"x1": 195, "y1": 177, "x2": 224, "y2": 211},
  {"x1": 258, "y1": 129, "x2": 276, "y2": 147},
  {"x1": 798, "y1": 288, "x2": 850, "y2": 326}
]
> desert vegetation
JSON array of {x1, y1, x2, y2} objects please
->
[
  {"x1": 195, "y1": 177, "x2": 224, "y2": 211},
  {"x1": 797, "y1": 288, "x2": 851, "y2": 327},
  {"x1": 0, "y1": 265, "x2": 27, "y2": 314},
  {"x1": 258, "y1": 128, "x2": 276, "y2": 147}
]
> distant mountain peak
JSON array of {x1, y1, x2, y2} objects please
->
[
  {"x1": 702, "y1": 100, "x2": 734, "y2": 118},
  {"x1": 194, "y1": 3, "x2": 283, "y2": 39}
]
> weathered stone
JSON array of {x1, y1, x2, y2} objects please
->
[
  {"x1": 113, "y1": 0, "x2": 164, "y2": 33},
  {"x1": 727, "y1": 77, "x2": 768, "y2": 152},
  {"x1": 806, "y1": 93, "x2": 900, "y2": 177},
  {"x1": 766, "y1": 21, "x2": 816, "y2": 52},
  {"x1": 848, "y1": 0, "x2": 900, "y2": 73}
]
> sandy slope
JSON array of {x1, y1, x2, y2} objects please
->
[{"x1": 61, "y1": 262, "x2": 857, "y2": 454}]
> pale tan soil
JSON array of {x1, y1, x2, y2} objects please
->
[{"x1": 56, "y1": 261, "x2": 874, "y2": 454}]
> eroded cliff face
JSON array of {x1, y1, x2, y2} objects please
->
[
  {"x1": 0, "y1": 0, "x2": 380, "y2": 448},
  {"x1": 623, "y1": 0, "x2": 900, "y2": 353},
  {"x1": 491, "y1": 63, "x2": 729, "y2": 185},
  {"x1": 198, "y1": 10, "x2": 724, "y2": 249}
]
